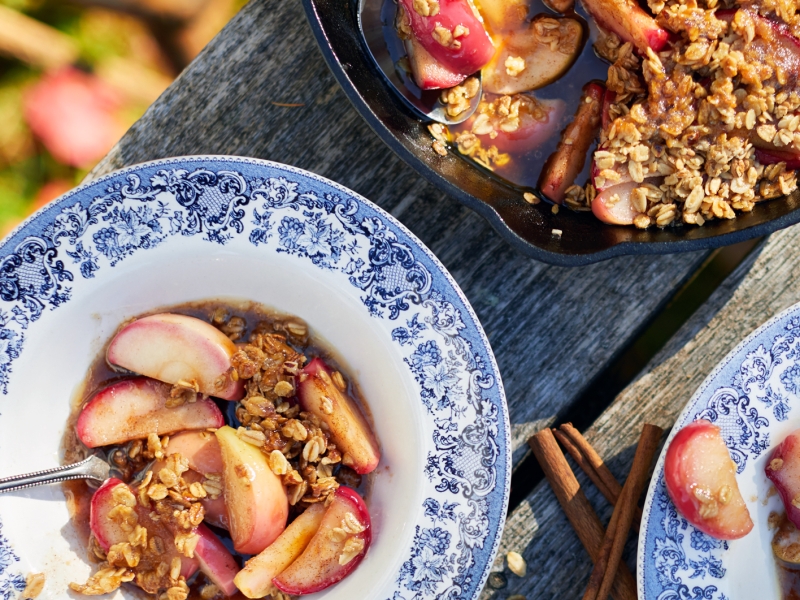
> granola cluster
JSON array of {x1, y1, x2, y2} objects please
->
[
  {"x1": 431, "y1": 94, "x2": 554, "y2": 169},
  {"x1": 231, "y1": 326, "x2": 361, "y2": 508},
  {"x1": 586, "y1": 0, "x2": 800, "y2": 228},
  {"x1": 71, "y1": 452, "x2": 212, "y2": 599}
]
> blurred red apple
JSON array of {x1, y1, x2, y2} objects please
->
[{"x1": 24, "y1": 67, "x2": 124, "y2": 168}]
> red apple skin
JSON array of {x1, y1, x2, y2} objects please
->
[
  {"x1": 756, "y1": 147, "x2": 800, "y2": 169},
  {"x1": 397, "y1": 0, "x2": 495, "y2": 75},
  {"x1": 234, "y1": 503, "x2": 327, "y2": 599},
  {"x1": 107, "y1": 313, "x2": 243, "y2": 400},
  {"x1": 765, "y1": 430, "x2": 800, "y2": 529},
  {"x1": 195, "y1": 524, "x2": 240, "y2": 597},
  {"x1": 76, "y1": 378, "x2": 224, "y2": 448},
  {"x1": 273, "y1": 487, "x2": 372, "y2": 595},
  {"x1": 298, "y1": 358, "x2": 381, "y2": 475},
  {"x1": 664, "y1": 420, "x2": 754, "y2": 540},
  {"x1": 405, "y1": 34, "x2": 467, "y2": 90},
  {"x1": 23, "y1": 67, "x2": 124, "y2": 168},
  {"x1": 215, "y1": 425, "x2": 289, "y2": 554},
  {"x1": 90, "y1": 478, "x2": 199, "y2": 579},
  {"x1": 580, "y1": 0, "x2": 668, "y2": 55}
]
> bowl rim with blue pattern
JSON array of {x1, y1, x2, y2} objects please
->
[
  {"x1": 638, "y1": 301, "x2": 800, "y2": 600},
  {"x1": 0, "y1": 155, "x2": 510, "y2": 600}
]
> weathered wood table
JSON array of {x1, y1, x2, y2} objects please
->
[{"x1": 87, "y1": 0, "x2": 800, "y2": 597}]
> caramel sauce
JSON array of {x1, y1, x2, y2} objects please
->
[
  {"x1": 60, "y1": 299, "x2": 377, "y2": 598},
  {"x1": 388, "y1": 0, "x2": 610, "y2": 190},
  {"x1": 772, "y1": 512, "x2": 800, "y2": 599}
]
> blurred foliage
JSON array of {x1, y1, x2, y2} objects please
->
[{"x1": 0, "y1": 0, "x2": 241, "y2": 235}]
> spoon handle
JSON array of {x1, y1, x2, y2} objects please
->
[{"x1": 0, "y1": 455, "x2": 110, "y2": 493}]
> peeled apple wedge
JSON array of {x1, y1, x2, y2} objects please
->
[
  {"x1": 273, "y1": 487, "x2": 371, "y2": 595},
  {"x1": 664, "y1": 420, "x2": 753, "y2": 540},
  {"x1": 298, "y1": 358, "x2": 381, "y2": 475},
  {"x1": 591, "y1": 181, "x2": 640, "y2": 225},
  {"x1": 161, "y1": 431, "x2": 229, "y2": 529},
  {"x1": 482, "y1": 18, "x2": 584, "y2": 95},
  {"x1": 107, "y1": 313, "x2": 243, "y2": 400},
  {"x1": 215, "y1": 425, "x2": 289, "y2": 554},
  {"x1": 164, "y1": 430, "x2": 224, "y2": 474},
  {"x1": 76, "y1": 378, "x2": 224, "y2": 448},
  {"x1": 234, "y1": 503, "x2": 327, "y2": 598},
  {"x1": 405, "y1": 34, "x2": 467, "y2": 90}
]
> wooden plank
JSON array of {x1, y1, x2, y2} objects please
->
[
  {"x1": 481, "y1": 235, "x2": 772, "y2": 599},
  {"x1": 86, "y1": 0, "x2": 708, "y2": 470}
]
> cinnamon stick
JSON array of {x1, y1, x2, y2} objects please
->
[
  {"x1": 581, "y1": 489, "x2": 624, "y2": 600},
  {"x1": 553, "y1": 428, "x2": 616, "y2": 501},
  {"x1": 528, "y1": 430, "x2": 637, "y2": 600},
  {"x1": 594, "y1": 423, "x2": 663, "y2": 600},
  {"x1": 555, "y1": 425, "x2": 643, "y2": 530}
]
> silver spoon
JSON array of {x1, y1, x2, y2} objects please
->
[
  {"x1": 0, "y1": 455, "x2": 111, "y2": 494},
  {"x1": 358, "y1": 0, "x2": 482, "y2": 124}
]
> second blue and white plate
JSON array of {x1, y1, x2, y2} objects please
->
[{"x1": 639, "y1": 302, "x2": 800, "y2": 599}]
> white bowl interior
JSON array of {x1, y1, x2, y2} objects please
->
[{"x1": 0, "y1": 237, "x2": 424, "y2": 599}]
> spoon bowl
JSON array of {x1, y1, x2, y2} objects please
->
[{"x1": 358, "y1": 0, "x2": 481, "y2": 124}]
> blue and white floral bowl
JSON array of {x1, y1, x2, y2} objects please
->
[
  {"x1": 0, "y1": 157, "x2": 510, "y2": 600},
  {"x1": 639, "y1": 303, "x2": 800, "y2": 599}
]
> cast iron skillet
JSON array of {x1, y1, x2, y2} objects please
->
[{"x1": 301, "y1": 0, "x2": 800, "y2": 266}]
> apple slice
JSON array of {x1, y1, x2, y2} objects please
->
[
  {"x1": 405, "y1": 34, "x2": 467, "y2": 90},
  {"x1": 765, "y1": 430, "x2": 800, "y2": 529},
  {"x1": 195, "y1": 524, "x2": 240, "y2": 597},
  {"x1": 234, "y1": 503, "x2": 327, "y2": 598},
  {"x1": 539, "y1": 82, "x2": 604, "y2": 203},
  {"x1": 465, "y1": 97, "x2": 564, "y2": 156},
  {"x1": 580, "y1": 0, "x2": 668, "y2": 55},
  {"x1": 165, "y1": 431, "x2": 224, "y2": 474},
  {"x1": 76, "y1": 378, "x2": 224, "y2": 448},
  {"x1": 273, "y1": 487, "x2": 371, "y2": 595},
  {"x1": 475, "y1": 0, "x2": 528, "y2": 33},
  {"x1": 298, "y1": 358, "x2": 380, "y2": 475},
  {"x1": 396, "y1": 0, "x2": 495, "y2": 75},
  {"x1": 215, "y1": 425, "x2": 289, "y2": 554},
  {"x1": 90, "y1": 478, "x2": 199, "y2": 582},
  {"x1": 592, "y1": 181, "x2": 640, "y2": 225},
  {"x1": 482, "y1": 18, "x2": 584, "y2": 95},
  {"x1": 107, "y1": 313, "x2": 243, "y2": 400},
  {"x1": 162, "y1": 431, "x2": 229, "y2": 529},
  {"x1": 664, "y1": 420, "x2": 753, "y2": 540}
]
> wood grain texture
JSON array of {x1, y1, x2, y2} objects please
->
[
  {"x1": 86, "y1": 0, "x2": 707, "y2": 468},
  {"x1": 479, "y1": 234, "x2": 780, "y2": 599}
]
